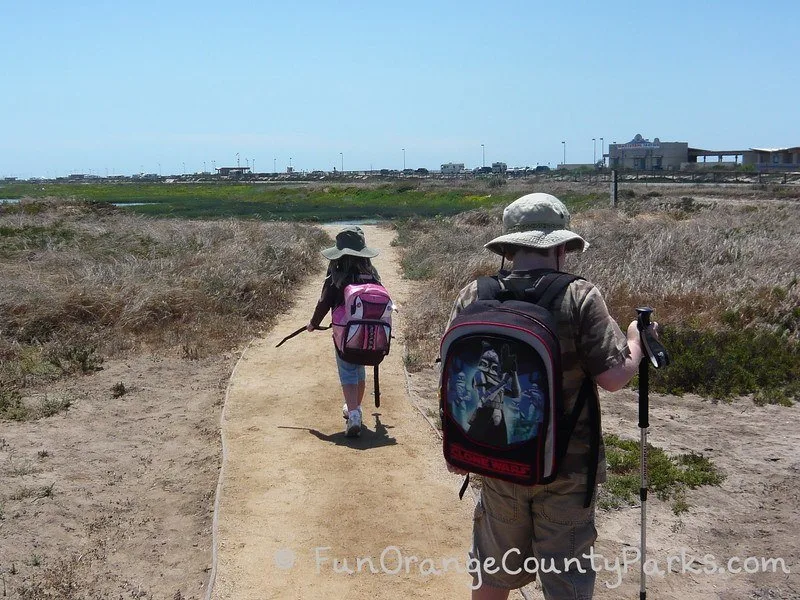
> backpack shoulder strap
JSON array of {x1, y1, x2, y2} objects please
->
[
  {"x1": 476, "y1": 276, "x2": 503, "y2": 301},
  {"x1": 556, "y1": 377, "x2": 601, "y2": 508},
  {"x1": 524, "y1": 272, "x2": 582, "y2": 308}
]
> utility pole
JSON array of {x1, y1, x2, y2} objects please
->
[
  {"x1": 402, "y1": 148, "x2": 405, "y2": 171},
  {"x1": 593, "y1": 138, "x2": 596, "y2": 165},
  {"x1": 481, "y1": 143, "x2": 485, "y2": 168},
  {"x1": 340, "y1": 152, "x2": 343, "y2": 173},
  {"x1": 562, "y1": 141, "x2": 566, "y2": 166}
]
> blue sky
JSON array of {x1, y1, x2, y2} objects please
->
[{"x1": 1, "y1": 0, "x2": 798, "y2": 177}]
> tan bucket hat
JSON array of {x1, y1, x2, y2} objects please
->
[
  {"x1": 321, "y1": 226, "x2": 379, "y2": 260},
  {"x1": 484, "y1": 193, "x2": 588, "y2": 256}
]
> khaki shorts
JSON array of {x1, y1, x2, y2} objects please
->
[{"x1": 470, "y1": 476, "x2": 598, "y2": 597}]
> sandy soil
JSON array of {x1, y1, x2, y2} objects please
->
[
  {"x1": 0, "y1": 353, "x2": 231, "y2": 598},
  {"x1": 209, "y1": 225, "x2": 477, "y2": 599}
]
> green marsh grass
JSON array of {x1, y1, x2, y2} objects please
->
[{"x1": 1, "y1": 182, "x2": 517, "y2": 221}]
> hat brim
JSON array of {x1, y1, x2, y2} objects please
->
[
  {"x1": 484, "y1": 229, "x2": 588, "y2": 255},
  {"x1": 321, "y1": 246, "x2": 379, "y2": 260}
]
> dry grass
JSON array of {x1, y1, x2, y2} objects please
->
[
  {"x1": 0, "y1": 201, "x2": 329, "y2": 395},
  {"x1": 394, "y1": 189, "x2": 800, "y2": 399},
  {"x1": 574, "y1": 199, "x2": 800, "y2": 331}
]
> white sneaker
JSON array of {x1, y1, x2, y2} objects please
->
[
  {"x1": 345, "y1": 409, "x2": 362, "y2": 438},
  {"x1": 343, "y1": 403, "x2": 362, "y2": 420}
]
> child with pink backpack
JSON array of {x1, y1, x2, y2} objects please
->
[{"x1": 307, "y1": 226, "x2": 393, "y2": 437}]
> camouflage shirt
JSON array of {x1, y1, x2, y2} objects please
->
[{"x1": 446, "y1": 272, "x2": 630, "y2": 485}]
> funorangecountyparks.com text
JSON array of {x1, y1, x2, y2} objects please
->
[{"x1": 271, "y1": 546, "x2": 791, "y2": 590}]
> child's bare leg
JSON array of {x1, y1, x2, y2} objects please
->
[
  {"x1": 342, "y1": 384, "x2": 360, "y2": 412},
  {"x1": 357, "y1": 379, "x2": 366, "y2": 408}
]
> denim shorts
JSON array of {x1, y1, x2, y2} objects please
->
[{"x1": 335, "y1": 349, "x2": 366, "y2": 385}]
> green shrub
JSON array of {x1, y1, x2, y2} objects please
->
[
  {"x1": 601, "y1": 434, "x2": 724, "y2": 512},
  {"x1": 0, "y1": 388, "x2": 29, "y2": 421},
  {"x1": 648, "y1": 327, "x2": 800, "y2": 402}
]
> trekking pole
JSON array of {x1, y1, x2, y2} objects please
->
[
  {"x1": 635, "y1": 307, "x2": 670, "y2": 600},
  {"x1": 374, "y1": 365, "x2": 380, "y2": 408}
]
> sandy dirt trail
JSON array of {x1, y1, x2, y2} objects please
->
[{"x1": 211, "y1": 225, "x2": 476, "y2": 599}]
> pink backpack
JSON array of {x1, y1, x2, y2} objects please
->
[{"x1": 332, "y1": 283, "x2": 393, "y2": 366}]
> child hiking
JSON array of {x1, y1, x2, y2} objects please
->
[
  {"x1": 307, "y1": 226, "x2": 386, "y2": 438},
  {"x1": 441, "y1": 193, "x2": 659, "y2": 599}
]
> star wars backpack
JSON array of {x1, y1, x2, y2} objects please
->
[{"x1": 440, "y1": 271, "x2": 599, "y2": 502}]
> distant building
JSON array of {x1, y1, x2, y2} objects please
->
[
  {"x1": 608, "y1": 134, "x2": 688, "y2": 170},
  {"x1": 607, "y1": 133, "x2": 800, "y2": 171},
  {"x1": 491, "y1": 162, "x2": 507, "y2": 174},
  {"x1": 742, "y1": 147, "x2": 800, "y2": 170},
  {"x1": 441, "y1": 162, "x2": 465, "y2": 175}
]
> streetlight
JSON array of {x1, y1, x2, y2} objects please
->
[
  {"x1": 340, "y1": 152, "x2": 343, "y2": 173},
  {"x1": 593, "y1": 138, "x2": 596, "y2": 165},
  {"x1": 252, "y1": 159, "x2": 255, "y2": 174},
  {"x1": 600, "y1": 137, "x2": 604, "y2": 166},
  {"x1": 236, "y1": 153, "x2": 240, "y2": 168},
  {"x1": 402, "y1": 148, "x2": 405, "y2": 171},
  {"x1": 182, "y1": 161, "x2": 186, "y2": 175},
  {"x1": 562, "y1": 141, "x2": 566, "y2": 165},
  {"x1": 212, "y1": 160, "x2": 216, "y2": 174},
  {"x1": 481, "y1": 144, "x2": 485, "y2": 168},
  {"x1": 273, "y1": 158, "x2": 277, "y2": 173}
]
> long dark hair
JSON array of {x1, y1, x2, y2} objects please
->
[{"x1": 330, "y1": 255, "x2": 380, "y2": 288}]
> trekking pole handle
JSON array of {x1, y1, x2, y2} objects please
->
[
  {"x1": 636, "y1": 307, "x2": 653, "y2": 331},
  {"x1": 635, "y1": 308, "x2": 652, "y2": 430}
]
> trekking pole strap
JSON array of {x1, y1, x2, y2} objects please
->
[
  {"x1": 458, "y1": 474, "x2": 470, "y2": 500},
  {"x1": 637, "y1": 306, "x2": 670, "y2": 369}
]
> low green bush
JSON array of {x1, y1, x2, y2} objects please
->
[
  {"x1": 601, "y1": 434, "x2": 724, "y2": 513},
  {"x1": 649, "y1": 327, "x2": 799, "y2": 402}
]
